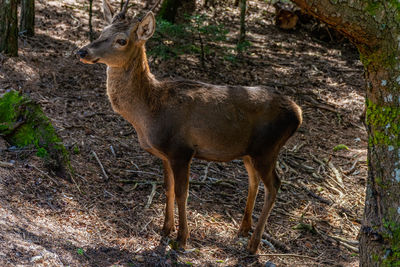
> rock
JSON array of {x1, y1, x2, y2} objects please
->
[
  {"x1": 134, "y1": 255, "x2": 145, "y2": 262},
  {"x1": 265, "y1": 261, "x2": 276, "y2": 267},
  {"x1": 30, "y1": 255, "x2": 43, "y2": 263},
  {"x1": 0, "y1": 138, "x2": 7, "y2": 150}
]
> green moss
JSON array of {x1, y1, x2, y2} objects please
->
[
  {"x1": 364, "y1": 1, "x2": 382, "y2": 17},
  {"x1": 0, "y1": 91, "x2": 26, "y2": 133},
  {"x1": 388, "y1": 0, "x2": 400, "y2": 12},
  {"x1": 364, "y1": 0, "x2": 400, "y2": 18},
  {"x1": 371, "y1": 218, "x2": 400, "y2": 266},
  {"x1": 366, "y1": 99, "x2": 400, "y2": 147},
  {"x1": 0, "y1": 90, "x2": 71, "y2": 176},
  {"x1": 359, "y1": 46, "x2": 397, "y2": 69},
  {"x1": 333, "y1": 144, "x2": 349, "y2": 152},
  {"x1": 372, "y1": 253, "x2": 380, "y2": 263},
  {"x1": 375, "y1": 177, "x2": 389, "y2": 189},
  {"x1": 381, "y1": 219, "x2": 400, "y2": 266}
]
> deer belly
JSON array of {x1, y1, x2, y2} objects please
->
[
  {"x1": 191, "y1": 131, "x2": 249, "y2": 162},
  {"x1": 194, "y1": 150, "x2": 245, "y2": 162}
]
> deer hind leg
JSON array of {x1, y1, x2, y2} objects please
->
[
  {"x1": 238, "y1": 156, "x2": 261, "y2": 237},
  {"x1": 169, "y1": 156, "x2": 192, "y2": 249},
  {"x1": 247, "y1": 157, "x2": 281, "y2": 254},
  {"x1": 162, "y1": 160, "x2": 175, "y2": 236}
]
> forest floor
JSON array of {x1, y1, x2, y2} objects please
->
[{"x1": 0, "y1": 0, "x2": 366, "y2": 266}]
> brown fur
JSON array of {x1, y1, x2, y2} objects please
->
[{"x1": 78, "y1": 5, "x2": 302, "y2": 254}]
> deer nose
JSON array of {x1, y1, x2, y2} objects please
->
[{"x1": 77, "y1": 49, "x2": 88, "y2": 58}]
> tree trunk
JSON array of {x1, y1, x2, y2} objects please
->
[
  {"x1": 89, "y1": 0, "x2": 94, "y2": 41},
  {"x1": 20, "y1": 0, "x2": 35, "y2": 37},
  {"x1": 290, "y1": 1, "x2": 400, "y2": 266},
  {"x1": 0, "y1": 0, "x2": 18, "y2": 56},
  {"x1": 158, "y1": 0, "x2": 195, "y2": 23},
  {"x1": 238, "y1": 0, "x2": 246, "y2": 44}
]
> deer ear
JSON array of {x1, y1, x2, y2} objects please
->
[
  {"x1": 137, "y1": 12, "x2": 156, "y2": 41},
  {"x1": 103, "y1": 0, "x2": 114, "y2": 24}
]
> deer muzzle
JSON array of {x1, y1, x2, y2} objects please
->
[
  {"x1": 77, "y1": 49, "x2": 88, "y2": 58},
  {"x1": 77, "y1": 48, "x2": 99, "y2": 64}
]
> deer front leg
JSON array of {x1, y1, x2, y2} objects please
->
[
  {"x1": 162, "y1": 160, "x2": 175, "y2": 236},
  {"x1": 169, "y1": 156, "x2": 192, "y2": 249}
]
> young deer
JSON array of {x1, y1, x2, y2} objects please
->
[{"x1": 77, "y1": 0, "x2": 302, "y2": 254}]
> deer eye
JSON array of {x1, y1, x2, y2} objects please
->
[{"x1": 116, "y1": 39, "x2": 127, "y2": 46}]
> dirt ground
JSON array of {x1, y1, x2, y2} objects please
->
[{"x1": 0, "y1": 0, "x2": 367, "y2": 266}]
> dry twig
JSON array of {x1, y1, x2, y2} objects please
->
[
  {"x1": 314, "y1": 227, "x2": 359, "y2": 253},
  {"x1": 310, "y1": 153, "x2": 325, "y2": 168},
  {"x1": 304, "y1": 100, "x2": 338, "y2": 114},
  {"x1": 125, "y1": 170, "x2": 163, "y2": 178},
  {"x1": 29, "y1": 164, "x2": 60, "y2": 186},
  {"x1": 262, "y1": 232, "x2": 290, "y2": 252},
  {"x1": 0, "y1": 161, "x2": 14, "y2": 168},
  {"x1": 344, "y1": 158, "x2": 359, "y2": 175},
  {"x1": 286, "y1": 158, "x2": 314, "y2": 173},
  {"x1": 201, "y1": 162, "x2": 211, "y2": 182},
  {"x1": 224, "y1": 209, "x2": 238, "y2": 226},
  {"x1": 145, "y1": 182, "x2": 157, "y2": 209},
  {"x1": 119, "y1": 179, "x2": 238, "y2": 188},
  {"x1": 245, "y1": 253, "x2": 317, "y2": 261},
  {"x1": 92, "y1": 150, "x2": 109, "y2": 180},
  {"x1": 327, "y1": 160, "x2": 344, "y2": 187}
]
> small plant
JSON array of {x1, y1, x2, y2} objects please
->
[
  {"x1": 77, "y1": 248, "x2": 84, "y2": 256},
  {"x1": 333, "y1": 144, "x2": 349, "y2": 151},
  {"x1": 292, "y1": 222, "x2": 317, "y2": 234},
  {"x1": 73, "y1": 145, "x2": 80, "y2": 155},
  {"x1": 148, "y1": 19, "x2": 187, "y2": 59},
  {"x1": 223, "y1": 53, "x2": 237, "y2": 63},
  {"x1": 36, "y1": 147, "x2": 49, "y2": 158},
  {"x1": 187, "y1": 14, "x2": 228, "y2": 66},
  {"x1": 236, "y1": 40, "x2": 251, "y2": 53}
]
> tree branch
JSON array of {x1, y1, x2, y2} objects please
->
[{"x1": 291, "y1": 0, "x2": 382, "y2": 47}]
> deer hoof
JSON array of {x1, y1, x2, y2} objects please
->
[
  {"x1": 162, "y1": 223, "x2": 175, "y2": 236},
  {"x1": 176, "y1": 231, "x2": 188, "y2": 250},
  {"x1": 176, "y1": 238, "x2": 187, "y2": 250},
  {"x1": 247, "y1": 238, "x2": 259, "y2": 254}
]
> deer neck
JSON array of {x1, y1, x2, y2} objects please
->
[{"x1": 106, "y1": 44, "x2": 160, "y2": 124}]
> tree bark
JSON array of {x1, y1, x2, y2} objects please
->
[
  {"x1": 291, "y1": 1, "x2": 400, "y2": 266},
  {"x1": 89, "y1": 0, "x2": 94, "y2": 41},
  {"x1": 20, "y1": 0, "x2": 35, "y2": 37},
  {"x1": 238, "y1": 0, "x2": 246, "y2": 44},
  {"x1": 0, "y1": 0, "x2": 18, "y2": 56}
]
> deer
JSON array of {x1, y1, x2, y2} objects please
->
[{"x1": 77, "y1": 0, "x2": 302, "y2": 254}]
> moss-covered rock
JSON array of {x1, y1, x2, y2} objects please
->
[{"x1": 0, "y1": 90, "x2": 71, "y2": 177}]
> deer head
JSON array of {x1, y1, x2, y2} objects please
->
[{"x1": 77, "y1": 0, "x2": 156, "y2": 67}]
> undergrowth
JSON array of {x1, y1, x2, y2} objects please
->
[{"x1": 148, "y1": 14, "x2": 232, "y2": 63}]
